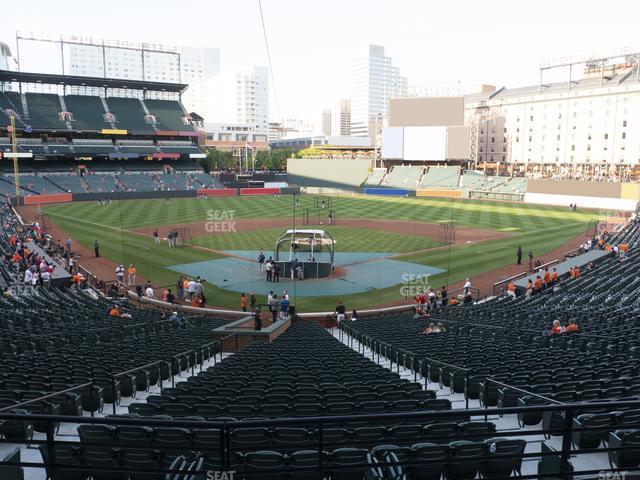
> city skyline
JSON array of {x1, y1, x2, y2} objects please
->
[{"x1": 2, "y1": 0, "x2": 638, "y2": 128}]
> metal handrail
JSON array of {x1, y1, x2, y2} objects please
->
[
  {"x1": 485, "y1": 378, "x2": 564, "y2": 405},
  {"x1": 0, "y1": 382, "x2": 93, "y2": 413},
  {"x1": 492, "y1": 271, "x2": 528, "y2": 296}
]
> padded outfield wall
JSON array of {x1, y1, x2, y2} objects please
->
[{"x1": 525, "y1": 179, "x2": 639, "y2": 211}]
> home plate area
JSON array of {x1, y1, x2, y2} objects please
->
[{"x1": 168, "y1": 251, "x2": 445, "y2": 297}]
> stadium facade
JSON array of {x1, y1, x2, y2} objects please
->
[{"x1": 466, "y1": 60, "x2": 640, "y2": 175}]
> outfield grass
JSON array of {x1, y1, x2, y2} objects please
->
[{"x1": 42, "y1": 195, "x2": 596, "y2": 311}]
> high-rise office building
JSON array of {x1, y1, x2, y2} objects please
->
[
  {"x1": 350, "y1": 45, "x2": 407, "y2": 138},
  {"x1": 322, "y1": 109, "x2": 332, "y2": 136},
  {"x1": 338, "y1": 98, "x2": 351, "y2": 136},
  {"x1": 206, "y1": 66, "x2": 269, "y2": 132}
]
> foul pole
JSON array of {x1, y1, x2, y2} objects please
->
[{"x1": 10, "y1": 115, "x2": 19, "y2": 198}]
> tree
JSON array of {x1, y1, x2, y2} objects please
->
[
  {"x1": 200, "y1": 149, "x2": 235, "y2": 172},
  {"x1": 253, "y1": 148, "x2": 298, "y2": 171}
]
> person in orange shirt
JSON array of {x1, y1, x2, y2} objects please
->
[
  {"x1": 109, "y1": 305, "x2": 120, "y2": 317},
  {"x1": 550, "y1": 320, "x2": 564, "y2": 335},
  {"x1": 72, "y1": 273, "x2": 81, "y2": 285},
  {"x1": 240, "y1": 293, "x2": 247, "y2": 312},
  {"x1": 533, "y1": 276, "x2": 543, "y2": 295},
  {"x1": 506, "y1": 281, "x2": 516, "y2": 298},
  {"x1": 8, "y1": 235, "x2": 16, "y2": 247},
  {"x1": 11, "y1": 252, "x2": 20, "y2": 264},
  {"x1": 573, "y1": 267, "x2": 580, "y2": 279},
  {"x1": 551, "y1": 268, "x2": 558, "y2": 284},
  {"x1": 191, "y1": 294, "x2": 201, "y2": 307},
  {"x1": 565, "y1": 319, "x2": 579, "y2": 333},
  {"x1": 543, "y1": 268, "x2": 551, "y2": 288}
]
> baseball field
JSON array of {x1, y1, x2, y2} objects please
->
[{"x1": 27, "y1": 194, "x2": 597, "y2": 311}]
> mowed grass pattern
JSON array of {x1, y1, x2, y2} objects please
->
[
  {"x1": 42, "y1": 196, "x2": 596, "y2": 311},
  {"x1": 192, "y1": 226, "x2": 441, "y2": 253}
]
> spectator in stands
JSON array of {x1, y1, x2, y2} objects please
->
[
  {"x1": 145, "y1": 284, "x2": 154, "y2": 299},
  {"x1": 550, "y1": 320, "x2": 564, "y2": 335},
  {"x1": 437, "y1": 322, "x2": 447, "y2": 333},
  {"x1": 506, "y1": 281, "x2": 516, "y2": 298},
  {"x1": 428, "y1": 288, "x2": 437, "y2": 310},
  {"x1": 517, "y1": 246, "x2": 523, "y2": 265},
  {"x1": 170, "y1": 311, "x2": 185, "y2": 329},
  {"x1": 41, "y1": 269, "x2": 50, "y2": 289},
  {"x1": 109, "y1": 305, "x2": 120, "y2": 317},
  {"x1": 335, "y1": 301, "x2": 346, "y2": 323},
  {"x1": 551, "y1": 268, "x2": 558, "y2": 285},
  {"x1": 127, "y1": 264, "x2": 136, "y2": 286},
  {"x1": 162, "y1": 288, "x2": 169, "y2": 302},
  {"x1": 533, "y1": 275, "x2": 543, "y2": 295},
  {"x1": 543, "y1": 268, "x2": 551, "y2": 289},
  {"x1": 565, "y1": 319, "x2": 579, "y2": 333},
  {"x1": 94, "y1": 239, "x2": 100, "y2": 258},
  {"x1": 166, "y1": 289, "x2": 175, "y2": 305},
  {"x1": 440, "y1": 286, "x2": 448, "y2": 306},
  {"x1": 463, "y1": 292, "x2": 473, "y2": 304},
  {"x1": 420, "y1": 323, "x2": 436, "y2": 335},
  {"x1": 23, "y1": 268, "x2": 33, "y2": 285},
  {"x1": 254, "y1": 307, "x2": 262, "y2": 331},
  {"x1": 240, "y1": 293, "x2": 247, "y2": 312},
  {"x1": 108, "y1": 283, "x2": 119, "y2": 297},
  {"x1": 350, "y1": 309, "x2": 357, "y2": 321}
]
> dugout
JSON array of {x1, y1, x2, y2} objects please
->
[{"x1": 274, "y1": 229, "x2": 335, "y2": 279}]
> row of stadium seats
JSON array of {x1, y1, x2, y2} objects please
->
[
  {"x1": 0, "y1": 170, "x2": 219, "y2": 194},
  {"x1": 0, "y1": 136, "x2": 201, "y2": 157},
  {"x1": 1, "y1": 92, "x2": 195, "y2": 132}
]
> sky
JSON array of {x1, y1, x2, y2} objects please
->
[{"x1": 2, "y1": 0, "x2": 639, "y2": 126}]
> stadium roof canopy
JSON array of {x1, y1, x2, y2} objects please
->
[{"x1": 0, "y1": 69, "x2": 188, "y2": 93}]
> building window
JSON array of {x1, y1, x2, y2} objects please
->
[
  {"x1": 623, "y1": 120, "x2": 628, "y2": 127},
  {"x1": 622, "y1": 132, "x2": 627, "y2": 139},
  {"x1": 587, "y1": 145, "x2": 591, "y2": 151},
  {"x1": 571, "y1": 145, "x2": 575, "y2": 151},
  {"x1": 604, "y1": 133, "x2": 609, "y2": 140},
  {"x1": 530, "y1": 116, "x2": 533, "y2": 121}
]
